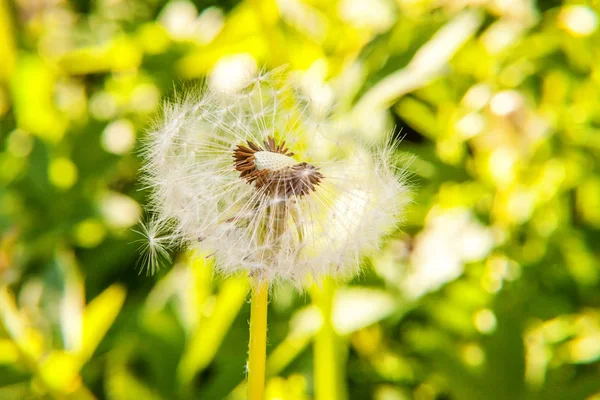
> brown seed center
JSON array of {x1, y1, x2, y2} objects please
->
[{"x1": 233, "y1": 136, "x2": 323, "y2": 198}]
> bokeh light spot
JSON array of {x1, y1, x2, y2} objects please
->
[
  {"x1": 474, "y1": 308, "x2": 497, "y2": 334},
  {"x1": 101, "y1": 119, "x2": 136, "y2": 155},
  {"x1": 48, "y1": 157, "x2": 78, "y2": 190},
  {"x1": 209, "y1": 54, "x2": 257, "y2": 93},
  {"x1": 559, "y1": 6, "x2": 598, "y2": 37},
  {"x1": 100, "y1": 192, "x2": 141, "y2": 229},
  {"x1": 74, "y1": 219, "x2": 107, "y2": 248}
]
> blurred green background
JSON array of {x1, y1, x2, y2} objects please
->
[{"x1": 1, "y1": 0, "x2": 600, "y2": 399}]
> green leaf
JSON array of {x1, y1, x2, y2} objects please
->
[{"x1": 78, "y1": 284, "x2": 127, "y2": 367}]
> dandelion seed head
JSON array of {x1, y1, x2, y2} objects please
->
[{"x1": 138, "y1": 69, "x2": 410, "y2": 287}]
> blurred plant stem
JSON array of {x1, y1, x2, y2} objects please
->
[
  {"x1": 247, "y1": 280, "x2": 268, "y2": 400},
  {"x1": 312, "y1": 277, "x2": 347, "y2": 400},
  {"x1": 353, "y1": 9, "x2": 482, "y2": 115}
]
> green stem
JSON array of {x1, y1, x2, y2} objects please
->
[
  {"x1": 247, "y1": 281, "x2": 268, "y2": 400},
  {"x1": 312, "y1": 277, "x2": 347, "y2": 400}
]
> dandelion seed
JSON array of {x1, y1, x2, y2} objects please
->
[
  {"x1": 138, "y1": 70, "x2": 410, "y2": 286},
  {"x1": 133, "y1": 218, "x2": 173, "y2": 276}
]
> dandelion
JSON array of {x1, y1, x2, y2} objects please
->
[{"x1": 138, "y1": 69, "x2": 409, "y2": 399}]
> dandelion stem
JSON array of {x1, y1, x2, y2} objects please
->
[
  {"x1": 312, "y1": 277, "x2": 347, "y2": 400},
  {"x1": 247, "y1": 280, "x2": 268, "y2": 400}
]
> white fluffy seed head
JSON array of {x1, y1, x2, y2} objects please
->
[{"x1": 138, "y1": 70, "x2": 410, "y2": 288}]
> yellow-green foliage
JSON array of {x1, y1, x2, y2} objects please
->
[{"x1": 0, "y1": 0, "x2": 599, "y2": 399}]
